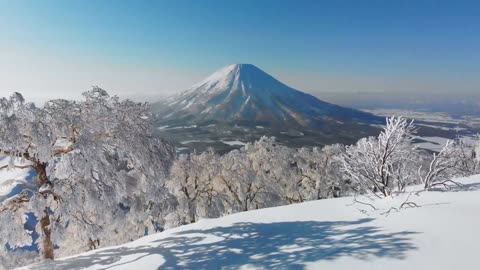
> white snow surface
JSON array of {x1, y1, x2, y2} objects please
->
[
  {"x1": 0, "y1": 157, "x2": 31, "y2": 197},
  {"x1": 412, "y1": 136, "x2": 449, "y2": 152},
  {"x1": 18, "y1": 175, "x2": 480, "y2": 270},
  {"x1": 220, "y1": 140, "x2": 248, "y2": 146},
  {"x1": 190, "y1": 64, "x2": 239, "y2": 92}
]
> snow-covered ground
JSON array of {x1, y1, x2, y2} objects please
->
[
  {"x1": 180, "y1": 139, "x2": 215, "y2": 145},
  {"x1": 412, "y1": 136, "x2": 449, "y2": 152},
  {"x1": 0, "y1": 157, "x2": 33, "y2": 199},
  {"x1": 412, "y1": 135, "x2": 479, "y2": 152},
  {"x1": 220, "y1": 140, "x2": 248, "y2": 146},
  {"x1": 18, "y1": 175, "x2": 480, "y2": 270},
  {"x1": 363, "y1": 108, "x2": 480, "y2": 132},
  {"x1": 362, "y1": 109, "x2": 470, "y2": 125}
]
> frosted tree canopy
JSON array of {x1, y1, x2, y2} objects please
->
[{"x1": 0, "y1": 88, "x2": 176, "y2": 267}]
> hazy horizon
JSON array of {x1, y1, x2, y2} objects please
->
[{"x1": 1, "y1": 1, "x2": 479, "y2": 103}]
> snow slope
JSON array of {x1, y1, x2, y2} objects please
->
[{"x1": 18, "y1": 175, "x2": 480, "y2": 270}]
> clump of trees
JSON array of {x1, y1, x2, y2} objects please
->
[
  {"x1": 166, "y1": 137, "x2": 349, "y2": 225},
  {"x1": 339, "y1": 116, "x2": 480, "y2": 197},
  {"x1": 0, "y1": 89, "x2": 175, "y2": 268}
]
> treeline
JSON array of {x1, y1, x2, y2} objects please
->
[{"x1": 165, "y1": 116, "x2": 480, "y2": 225}]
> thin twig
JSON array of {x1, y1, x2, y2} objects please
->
[{"x1": 352, "y1": 197, "x2": 377, "y2": 210}]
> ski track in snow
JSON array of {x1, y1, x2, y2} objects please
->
[{"x1": 18, "y1": 174, "x2": 480, "y2": 270}]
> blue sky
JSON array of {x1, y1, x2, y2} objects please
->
[{"x1": 0, "y1": 0, "x2": 479, "y2": 101}]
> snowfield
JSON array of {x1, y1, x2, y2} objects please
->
[
  {"x1": 412, "y1": 136, "x2": 449, "y2": 152},
  {"x1": 18, "y1": 175, "x2": 480, "y2": 270}
]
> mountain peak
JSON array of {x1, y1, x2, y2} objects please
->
[
  {"x1": 190, "y1": 63, "x2": 280, "y2": 92},
  {"x1": 231, "y1": 63, "x2": 258, "y2": 70},
  {"x1": 224, "y1": 63, "x2": 257, "y2": 70},
  {"x1": 155, "y1": 64, "x2": 379, "y2": 130}
]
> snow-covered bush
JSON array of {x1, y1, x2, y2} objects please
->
[
  {"x1": 421, "y1": 137, "x2": 479, "y2": 190},
  {"x1": 421, "y1": 140, "x2": 458, "y2": 190},
  {"x1": 0, "y1": 89, "x2": 176, "y2": 268},
  {"x1": 339, "y1": 116, "x2": 418, "y2": 197}
]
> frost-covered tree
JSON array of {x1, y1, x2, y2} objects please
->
[
  {"x1": 452, "y1": 136, "x2": 480, "y2": 175},
  {"x1": 340, "y1": 116, "x2": 418, "y2": 197},
  {"x1": 167, "y1": 149, "x2": 222, "y2": 224},
  {"x1": 472, "y1": 135, "x2": 480, "y2": 172},
  {"x1": 294, "y1": 144, "x2": 347, "y2": 201},
  {"x1": 0, "y1": 92, "x2": 64, "y2": 260},
  {"x1": 0, "y1": 89, "x2": 176, "y2": 267},
  {"x1": 240, "y1": 137, "x2": 294, "y2": 207},
  {"x1": 421, "y1": 140, "x2": 461, "y2": 190},
  {"x1": 421, "y1": 137, "x2": 479, "y2": 190},
  {"x1": 476, "y1": 141, "x2": 480, "y2": 163}
]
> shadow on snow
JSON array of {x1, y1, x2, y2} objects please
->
[{"x1": 33, "y1": 218, "x2": 419, "y2": 270}]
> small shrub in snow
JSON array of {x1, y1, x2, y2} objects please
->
[
  {"x1": 339, "y1": 116, "x2": 418, "y2": 198},
  {"x1": 421, "y1": 137, "x2": 479, "y2": 190}
]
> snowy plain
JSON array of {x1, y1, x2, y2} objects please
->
[
  {"x1": 17, "y1": 174, "x2": 480, "y2": 270},
  {"x1": 412, "y1": 136, "x2": 450, "y2": 152}
]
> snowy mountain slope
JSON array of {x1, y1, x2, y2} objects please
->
[
  {"x1": 153, "y1": 64, "x2": 381, "y2": 128},
  {"x1": 19, "y1": 175, "x2": 480, "y2": 270}
]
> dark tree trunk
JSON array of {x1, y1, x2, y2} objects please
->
[
  {"x1": 35, "y1": 162, "x2": 48, "y2": 188},
  {"x1": 40, "y1": 208, "x2": 54, "y2": 259},
  {"x1": 35, "y1": 162, "x2": 55, "y2": 260}
]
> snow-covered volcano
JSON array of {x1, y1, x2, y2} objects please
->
[{"x1": 153, "y1": 64, "x2": 380, "y2": 128}]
